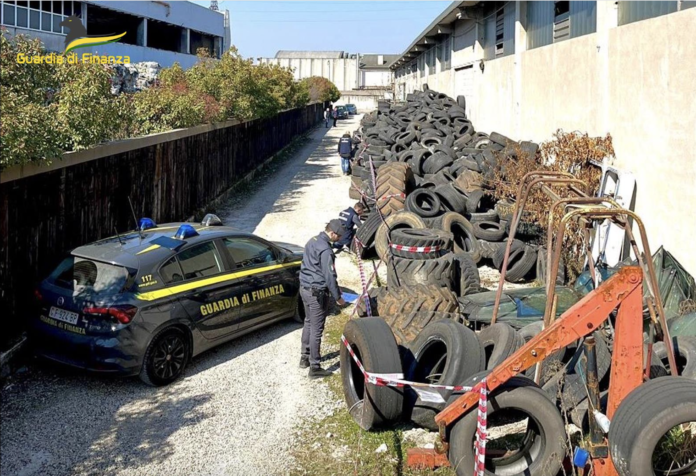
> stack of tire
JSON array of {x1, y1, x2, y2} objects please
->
[{"x1": 341, "y1": 317, "x2": 696, "y2": 476}]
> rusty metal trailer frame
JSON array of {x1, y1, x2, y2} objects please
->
[{"x1": 408, "y1": 267, "x2": 646, "y2": 475}]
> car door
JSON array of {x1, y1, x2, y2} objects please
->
[
  {"x1": 163, "y1": 241, "x2": 245, "y2": 340},
  {"x1": 221, "y1": 237, "x2": 296, "y2": 330}
]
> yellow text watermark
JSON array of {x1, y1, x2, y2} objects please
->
[{"x1": 17, "y1": 52, "x2": 132, "y2": 64}]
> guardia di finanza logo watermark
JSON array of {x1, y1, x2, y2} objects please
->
[{"x1": 16, "y1": 15, "x2": 130, "y2": 64}]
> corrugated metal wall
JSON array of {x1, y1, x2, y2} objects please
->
[
  {"x1": 527, "y1": 1, "x2": 597, "y2": 50},
  {"x1": 618, "y1": 1, "x2": 677, "y2": 25}
]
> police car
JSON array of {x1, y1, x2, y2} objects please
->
[{"x1": 30, "y1": 215, "x2": 304, "y2": 386}]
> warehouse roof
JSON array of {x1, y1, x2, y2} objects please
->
[
  {"x1": 390, "y1": 1, "x2": 481, "y2": 69},
  {"x1": 360, "y1": 54, "x2": 400, "y2": 70},
  {"x1": 275, "y1": 51, "x2": 350, "y2": 59}
]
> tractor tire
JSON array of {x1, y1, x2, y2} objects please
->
[
  {"x1": 375, "y1": 162, "x2": 414, "y2": 218},
  {"x1": 354, "y1": 212, "x2": 382, "y2": 253},
  {"x1": 451, "y1": 253, "x2": 481, "y2": 296},
  {"x1": 387, "y1": 254, "x2": 456, "y2": 291},
  {"x1": 374, "y1": 211, "x2": 426, "y2": 263},
  {"x1": 390, "y1": 228, "x2": 450, "y2": 260},
  {"x1": 382, "y1": 310, "x2": 465, "y2": 345}
]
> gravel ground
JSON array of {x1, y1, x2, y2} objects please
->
[{"x1": 0, "y1": 116, "x2": 364, "y2": 476}]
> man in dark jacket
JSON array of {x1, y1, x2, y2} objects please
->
[
  {"x1": 299, "y1": 219, "x2": 346, "y2": 378},
  {"x1": 333, "y1": 202, "x2": 364, "y2": 253},
  {"x1": 332, "y1": 107, "x2": 338, "y2": 127},
  {"x1": 337, "y1": 133, "x2": 353, "y2": 175}
]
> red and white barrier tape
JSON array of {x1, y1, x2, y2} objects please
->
[
  {"x1": 390, "y1": 243, "x2": 441, "y2": 253},
  {"x1": 353, "y1": 238, "x2": 372, "y2": 317},
  {"x1": 340, "y1": 334, "x2": 488, "y2": 474},
  {"x1": 474, "y1": 383, "x2": 488, "y2": 476},
  {"x1": 378, "y1": 192, "x2": 406, "y2": 201}
]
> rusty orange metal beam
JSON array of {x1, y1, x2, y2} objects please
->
[{"x1": 406, "y1": 448, "x2": 450, "y2": 469}]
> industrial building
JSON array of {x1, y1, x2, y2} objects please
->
[
  {"x1": 257, "y1": 50, "x2": 399, "y2": 92},
  {"x1": 390, "y1": 0, "x2": 696, "y2": 274},
  {"x1": 0, "y1": 0, "x2": 231, "y2": 68}
]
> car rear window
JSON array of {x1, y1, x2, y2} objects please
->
[{"x1": 49, "y1": 256, "x2": 135, "y2": 294}]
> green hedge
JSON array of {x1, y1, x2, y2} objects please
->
[{"x1": 0, "y1": 33, "x2": 336, "y2": 170}]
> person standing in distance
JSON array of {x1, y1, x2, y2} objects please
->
[
  {"x1": 337, "y1": 133, "x2": 353, "y2": 176},
  {"x1": 299, "y1": 219, "x2": 346, "y2": 378},
  {"x1": 324, "y1": 107, "x2": 331, "y2": 128},
  {"x1": 332, "y1": 106, "x2": 338, "y2": 127}
]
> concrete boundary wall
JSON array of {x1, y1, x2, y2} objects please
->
[
  {"x1": 0, "y1": 103, "x2": 324, "y2": 346},
  {"x1": 395, "y1": 5, "x2": 696, "y2": 274}
]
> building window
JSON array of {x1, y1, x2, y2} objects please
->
[
  {"x1": 0, "y1": 1, "x2": 82, "y2": 36},
  {"x1": 527, "y1": 1, "x2": 597, "y2": 50},
  {"x1": 86, "y1": 3, "x2": 143, "y2": 47},
  {"x1": 553, "y1": 1, "x2": 571, "y2": 42},
  {"x1": 618, "y1": 1, "x2": 681, "y2": 26},
  {"x1": 484, "y1": 2, "x2": 514, "y2": 60},
  {"x1": 419, "y1": 55, "x2": 425, "y2": 78},
  {"x1": 495, "y1": 8, "x2": 504, "y2": 56}
]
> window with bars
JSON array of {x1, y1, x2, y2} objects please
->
[
  {"x1": 495, "y1": 8, "x2": 505, "y2": 56},
  {"x1": 1, "y1": 1, "x2": 81, "y2": 35},
  {"x1": 553, "y1": 1, "x2": 571, "y2": 42}
]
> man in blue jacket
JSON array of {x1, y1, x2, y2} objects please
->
[
  {"x1": 333, "y1": 202, "x2": 364, "y2": 253},
  {"x1": 338, "y1": 133, "x2": 353, "y2": 176}
]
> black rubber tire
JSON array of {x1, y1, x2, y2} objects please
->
[
  {"x1": 448, "y1": 377, "x2": 566, "y2": 476},
  {"x1": 467, "y1": 209, "x2": 498, "y2": 223},
  {"x1": 139, "y1": 327, "x2": 190, "y2": 386},
  {"x1": 405, "y1": 188, "x2": 443, "y2": 218},
  {"x1": 504, "y1": 245, "x2": 538, "y2": 282},
  {"x1": 434, "y1": 184, "x2": 468, "y2": 214},
  {"x1": 465, "y1": 189, "x2": 484, "y2": 214},
  {"x1": 354, "y1": 212, "x2": 382, "y2": 252},
  {"x1": 478, "y1": 240, "x2": 503, "y2": 260},
  {"x1": 422, "y1": 151, "x2": 454, "y2": 175},
  {"x1": 430, "y1": 169, "x2": 457, "y2": 186},
  {"x1": 609, "y1": 377, "x2": 696, "y2": 476},
  {"x1": 387, "y1": 254, "x2": 456, "y2": 291},
  {"x1": 536, "y1": 247, "x2": 566, "y2": 286},
  {"x1": 455, "y1": 170, "x2": 484, "y2": 193},
  {"x1": 489, "y1": 131, "x2": 513, "y2": 147},
  {"x1": 382, "y1": 310, "x2": 465, "y2": 345},
  {"x1": 451, "y1": 252, "x2": 481, "y2": 296},
  {"x1": 376, "y1": 284, "x2": 459, "y2": 318},
  {"x1": 375, "y1": 162, "x2": 414, "y2": 218},
  {"x1": 293, "y1": 295, "x2": 306, "y2": 323},
  {"x1": 492, "y1": 239, "x2": 525, "y2": 269},
  {"x1": 478, "y1": 323, "x2": 525, "y2": 370},
  {"x1": 472, "y1": 220, "x2": 506, "y2": 241},
  {"x1": 375, "y1": 211, "x2": 426, "y2": 262},
  {"x1": 435, "y1": 212, "x2": 481, "y2": 264},
  {"x1": 654, "y1": 336, "x2": 696, "y2": 379},
  {"x1": 356, "y1": 286, "x2": 389, "y2": 317},
  {"x1": 456, "y1": 95, "x2": 466, "y2": 110},
  {"x1": 340, "y1": 318, "x2": 405, "y2": 430},
  {"x1": 406, "y1": 320, "x2": 485, "y2": 431},
  {"x1": 390, "y1": 228, "x2": 449, "y2": 260}
]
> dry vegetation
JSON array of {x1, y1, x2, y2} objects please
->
[{"x1": 489, "y1": 130, "x2": 615, "y2": 281}]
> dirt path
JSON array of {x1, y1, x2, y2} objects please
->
[{"x1": 0, "y1": 116, "x2": 365, "y2": 476}]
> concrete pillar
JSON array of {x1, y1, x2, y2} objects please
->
[
  {"x1": 596, "y1": 1, "x2": 618, "y2": 134},
  {"x1": 137, "y1": 18, "x2": 147, "y2": 47},
  {"x1": 82, "y1": 2, "x2": 88, "y2": 34},
  {"x1": 513, "y1": 1, "x2": 528, "y2": 137}
]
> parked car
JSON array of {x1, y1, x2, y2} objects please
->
[
  {"x1": 30, "y1": 214, "x2": 304, "y2": 386},
  {"x1": 336, "y1": 105, "x2": 349, "y2": 119},
  {"x1": 345, "y1": 104, "x2": 358, "y2": 115}
]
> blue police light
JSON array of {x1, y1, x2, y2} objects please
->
[
  {"x1": 139, "y1": 217, "x2": 157, "y2": 231},
  {"x1": 174, "y1": 224, "x2": 199, "y2": 240}
]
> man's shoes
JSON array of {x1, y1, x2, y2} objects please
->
[
  {"x1": 308, "y1": 366, "x2": 333, "y2": 379},
  {"x1": 299, "y1": 356, "x2": 310, "y2": 369}
]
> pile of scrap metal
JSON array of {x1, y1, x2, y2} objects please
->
[{"x1": 340, "y1": 133, "x2": 696, "y2": 475}]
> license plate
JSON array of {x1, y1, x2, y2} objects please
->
[{"x1": 49, "y1": 306, "x2": 79, "y2": 325}]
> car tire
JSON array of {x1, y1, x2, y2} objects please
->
[
  {"x1": 405, "y1": 189, "x2": 443, "y2": 218},
  {"x1": 609, "y1": 377, "x2": 696, "y2": 476},
  {"x1": 654, "y1": 336, "x2": 696, "y2": 379},
  {"x1": 139, "y1": 326, "x2": 190, "y2": 387},
  {"x1": 434, "y1": 212, "x2": 481, "y2": 263},
  {"x1": 451, "y1": 252, "x2": 481, "y2": 296},
  {"x1": 472, "y1": 220, "x2": 506, "y2": 241},
  {"x1": 406, "y1": 320, "x2": 484, "y2": 431},
  {"x1": 448, "y1": 377, "x2": 566, "y2": 476},
  {"x1": 478, "y1": 323, "x2": 525, "y2": 370},
  {"x1": 340, "y1": 318, "x2": 405, "y2": 430},
  {"x1": 292, "y1": 295, "x2": 306, "y2": 323}
]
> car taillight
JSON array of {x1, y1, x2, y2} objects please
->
[
  {"x1": 83, "y1": 305, "x2": 137, "y2": 324},
  {"x1": 34, "y1": 289, "x2": 43, "y2": 301}
]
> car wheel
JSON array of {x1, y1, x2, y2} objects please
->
[
  {"x1": 293, "y1": 295, "x2": 306, "y2": 324},
  {"x1": 139, "y1": 327, "x2": 190, "y2": 386}
]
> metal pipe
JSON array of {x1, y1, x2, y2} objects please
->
[
  {"x1": 584, "y1": 336, "x2": 605, "y2": 448},
  {"x1": 490, "y1": 175, "x2": 588, "y2": 324}
]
